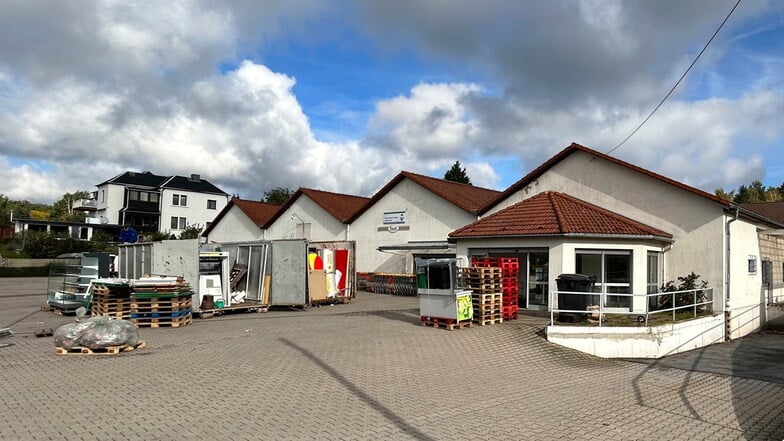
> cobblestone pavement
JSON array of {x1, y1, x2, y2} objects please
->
[{"x1": 1, "y1": 277, "x2": 783, "y2": 441}]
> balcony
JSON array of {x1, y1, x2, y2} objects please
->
[{"x1": 73, "y1": 199, "x2": 98, "y2": 211}]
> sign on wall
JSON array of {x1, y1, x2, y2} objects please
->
[{"x1": 383, "y1": 211, "x2": 406, "y2": 225}]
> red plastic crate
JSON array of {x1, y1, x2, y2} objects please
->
[{"x1": 502, "y1": 304, "x2": 519, "y2": 320}]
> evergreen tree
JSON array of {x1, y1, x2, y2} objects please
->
[{"x1": 444, "y1": 161, "x2": 472, "y2": 185}]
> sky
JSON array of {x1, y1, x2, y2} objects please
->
[{"x1": 0, "y1": 1, "x2": 783, "y2": 204}]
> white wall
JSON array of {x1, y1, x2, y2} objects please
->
[
  {"x1": 350, "y1": 178, "x2": 478, "y2": 273},
  {"x1": 160, "y1": 189, "x2": 227, "y2": 235},
  {"x1": 265, "y1": 196, "x2": 346, "y2": 242},
  {"x1": 725, "y1": 218, "x2": 766, "y2": 338},
  {"x1": 486, "y1": 150, "x2": 727, "y2": 305},
  {"x1": 205, "y1": 205, "x2": 264, "y2": 243},
  {"x1": 95, "y1": 183, "x2": 125, "y2": 224}
]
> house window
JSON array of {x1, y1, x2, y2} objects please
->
[
  {"x1": 172, "y1": 194, "x2": 188, "y2": 206},
  {"x1": 207, "y1": 199, "x2": 217, "y2": 210},
  {"x1": 576, "y1": 249, "x2": 632, "y2": 309},
  {"x1": 150, "y1": 193, "x2": 159, "y2": 203},
  {"x1": 748, "y1": 255, "x2": 757, "y2": 274},
  {"x1": 129, "y1": 191, "x2": 139, "y2": 201},
  {"x1": 100, "y1": 190, "x2": 105, "y2": 203},
  {"x1": 140, "y1": 192, "x2": 149, "y2": 202},
  {"x1": 170, "y1": 216, "x2": 187, "y2": 230}
]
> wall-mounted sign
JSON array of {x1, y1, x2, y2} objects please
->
[{"x1": 383, "y1": 211, "x2": 406, "y2": 225}]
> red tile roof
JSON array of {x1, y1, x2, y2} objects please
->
[
  {"x1": 480, "y1": 143, "x2": 731, "y2": 215},
  {"x1": 348, "y1": 171, "x2": 501, "y2": 222},
  {"x1": 450, "y1": 191, "x2": 673, "y2": 240},
  {"x1": 263, "y1": 188, "x2": 370, "y2": 228},
  {"x1": 202, "y1": 198, "x2": 282, "y2": 236},
  {"x1": 742, "y1": 201, "x2": 784, "y2": 224}
]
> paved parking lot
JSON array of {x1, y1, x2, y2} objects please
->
[{"x1": 1, "y1": 277, "x2": 783, "y2": 440}]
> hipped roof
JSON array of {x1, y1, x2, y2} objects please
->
[{"x1": 450, "y1": 191, "x2": 673, "y2": 241}]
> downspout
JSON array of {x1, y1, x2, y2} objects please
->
[
  {"x1": 345, "y1": 223, "x2": 350, "y2": 241},
  {"x1": 725, "y1": 207, "x2": 739, "y2": 341},
  {"x1": 725, "y1": 207, "x2": 739, "y2": 308}
]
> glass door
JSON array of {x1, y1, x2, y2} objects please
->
[{"x1": 527, "y1": 252, "x2": 549, "y2": 309}]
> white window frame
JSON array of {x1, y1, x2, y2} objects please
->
[{"x1": 576, "y1": 249, "x2": 633, "y2": 310}]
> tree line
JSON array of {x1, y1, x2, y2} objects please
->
[
  {"x1": 715, "y1": 180, "x2": 784, "y2": 204},
  {"x1": 0, "y1": 191, "x2": 91, "y2": 227}
]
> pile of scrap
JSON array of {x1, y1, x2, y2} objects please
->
[
  {"x1": 54, "y1": 308, "x2": 144, "y2": 356},
  {"x1": 130, "y1": 276, "x2": 193, "y2": 328}
]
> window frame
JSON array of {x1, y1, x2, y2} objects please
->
[{"x1": 207, "y1": 199, "x2": 217, "y2": 210}]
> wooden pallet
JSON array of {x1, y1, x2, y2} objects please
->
[
  {"x1": 132, "y1": 316, "x2": 192, "y2": 328},
  {"x1": 55, "y1": 341, "x2": 146, "y2": 356},
  {"x1": 473, "y1": 316, "x2": 503, "y2": 326},
  {"x1": 420, "y1": 316, "x2": 472, "y2": 331},
  {"x1": 131, "y1": 297, "x2": 192, "y2": 311},
  {"x1": 472, "y1": 293, "x2": 502, "y2": 303}
]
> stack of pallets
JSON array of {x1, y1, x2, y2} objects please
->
[
  {"x1": 130, "y1": 277, "x2": 193, "y2": 328},
  {"x1": 90, "y1": 281, "x2": 133, "y2": 319},
  {"x1": 459, "y1": 267, "x2": 504, "y2": 325},
  {"x1": 472, "y1": 257, "x2": 520, "y2": 320}
]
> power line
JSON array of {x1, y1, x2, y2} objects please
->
[{"x1": 607, "y1": 0, "x2": 742, "y2": 155}]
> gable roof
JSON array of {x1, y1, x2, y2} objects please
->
[
  {"x1": 450, "y1": 191, "x2": 673, "y2": 241},
  {"x1": 161, "y1": 175, "x2": 228, "y2": 195},
  {"x1": 202, "y1": 198, "x2": 282, "y2": 237},
  {"x1": 480, "y1": 143, "x2": 730, "y2": 215},
  {"x1": 100, "y1": 171, "x2": 169, "y2": 188},
  {"x1": 348, "y1": 171, "x2": 501, "y2": 223},
  {"x1": 263, "y1": 188, "x2": 370, "y2": 228},
  {"x1": 742, "y1": 201, "x2": 784, "y2": 225}
]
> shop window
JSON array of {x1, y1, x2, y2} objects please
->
[{"x1": 576, "y1": 249, "x2": 632, "y2": 309}]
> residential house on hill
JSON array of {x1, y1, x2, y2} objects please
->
[{"x1": 80, "y1": 171, "x2": 229, "y2": 236}]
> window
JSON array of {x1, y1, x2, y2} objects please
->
[
  {"x1": 171, "y1": 216, "x2": 187, "y2": 230},
  {"x1": 140, "y1": 192, "x2": 149, "y2": 202},
  {"x1": 100, "y1": 190, "x2": 105, "y2": 203},
  {"x1": 762, "y1": 260, "x2": 771, "y2": 285},
  {"x1": 647, "y1": 252, "x2": 661, "y2": 294},
  {"x1": 129, "y1": 190, "x2": 139, "y2": 201},
  {"x1": 748, "y1": 255, "x2": 757, "y2": 274},
  {"x1": 576, "y1": 250, "x2": 632, "y2": 309},
  {"x1": 207, "y1": 199, "x2": 217, "y2": 210},
  {"x1": 150, "y1": 193, "x2": 159, "y2": 203},
  {"x1": 172, "y1": 194, "x2": 187, "y2": 206}
]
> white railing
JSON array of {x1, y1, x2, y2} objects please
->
[{"x1": 550, "y1": 287, "x2": 714, "y2": 327}]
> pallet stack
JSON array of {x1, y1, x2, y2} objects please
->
[
  {"x1": 459, "y1": 267, "x2": 504, "y2": 325},
  {"x1": 130, "y1": 277, "x2": 193, "y2": 328},
  {"x1": 90, "y1": 281, "x2": 133, "y2": 319},
  {"x1": 471, "y1": 257, "x2": 520, "y2": 320}
]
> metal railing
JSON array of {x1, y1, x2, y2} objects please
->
[{"x1": 550, "y1": 287, "x2": 714, "y2": 327}]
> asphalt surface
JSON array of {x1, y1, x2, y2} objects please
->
[{"x1": 1, "y1": 277, "x2": 783, "y2": 441}]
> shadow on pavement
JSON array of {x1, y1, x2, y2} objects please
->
[{"x1": 280, "y1": 337, "x2": 436, "y2": 441}]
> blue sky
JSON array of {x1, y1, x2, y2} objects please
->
[{"x1": 0, "y1": 1, "x2": 782, "y2": 203}]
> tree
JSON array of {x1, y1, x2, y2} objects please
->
[
  {"x1": 50, "y1": 191, "x2": 91, "y2": 221},
  {"x1": 714, "y1": 188, "x2": 734, "y2": 202},
  {"x1": 444, "y1": 161, "x2": 472, "y2": 185},
  {"x1": 263, "y1": 187, "x2": 293, "y2": 204}
]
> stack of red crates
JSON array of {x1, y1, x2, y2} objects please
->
[{"x1": 471, "y1": 257, "x2": 519, "y2": 320}]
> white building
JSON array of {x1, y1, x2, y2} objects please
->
[
  {"x1": 201, "y1": 198, "x2": 282, "y2": 243},
  {"x1": 348, "y1": 171, "x2": 500, "y2": 273},
  {"x1": 450, "y1": 143, "x2": 784, "y2": 341},
  {"x1": 263, "y1": 188, "x2": 369, "y2": 241},
  {"x1": 85, "y1": 171, "x2": 229, "y2": 236}
]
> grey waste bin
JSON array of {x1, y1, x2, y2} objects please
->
[{"x1": 556, "y1": 274, "x2": 595, "y2": 322}]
